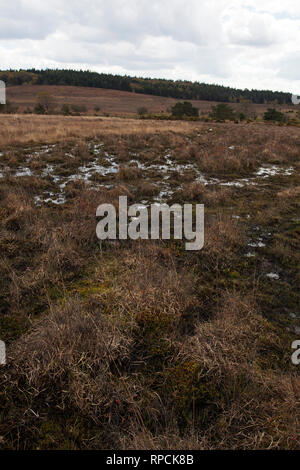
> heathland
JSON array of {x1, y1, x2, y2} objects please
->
[
  {"x1": 0, "y1": 114, "x2": 299, "y2": 449},
  {"x1": 5, "y1": 84, "x2": 296, "y2": 117}
]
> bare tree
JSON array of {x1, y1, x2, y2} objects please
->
[{"x1": 35, "y1": 92, "x2": 57, "y2": 114}]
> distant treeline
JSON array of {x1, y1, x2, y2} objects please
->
[{"x1": 0, "y1": 69, "x2": 292, "y2": 105}]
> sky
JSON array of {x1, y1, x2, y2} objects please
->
[{"x1": 0, "y1": 0, "x2": 300, "y2": 93}]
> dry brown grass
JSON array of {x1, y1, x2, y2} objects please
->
[
  {"x1": 178, "y1": 182, "x2": 234, "y2": 206},
  {"x1": 1, "y1": 112, "x2": 298, "y2": 150},
  {"x1": 9, "y1": 298, "x2": 135, "y2": 420},
  {"x1": 123, "y1": 293, "x2": 300, "y2": 450},
  {"x1": 7, "y1": 84, "x2": 276, "y2": 116},
  {"x1": 2, "y1": 247, "x2": 298, "y2": 450},
  {"x1": 0, "y1": 114, "x2": 206, "y2": 147},
  {"x1": 117, "y1": 165, "x2": 142, "y2": 181},
  {"x1": 166, "y1": 124, "x2": 300, "y2": 175},
  {"x1": 135, "y1": 182, "x2": 160, "y2": 198},
  {"x1": 0, "y1": 117, "x2": 299, "y2": 450},
  {"x1": 278, "y1": 186, "x2": 300, "y2": 199}
]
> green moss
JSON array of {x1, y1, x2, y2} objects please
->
[
  {"x1": 135, "y1": 310, "x2": 175, "y2": 362},
  {"x1": 162, "y1": 361, "x2": 220, "y2": 424},
  {"x1": 36, "y1": 416, "x2": 97, "y2": 450},
  {"x1": 75, "y1": 282, "x2": 112, "y2": 299},
  {"x1": 255, "y1": 323, "x2": 295, "y2": 371},
  {"x1": 0, "y1": 314, "x2": 29, "y2": 343}
]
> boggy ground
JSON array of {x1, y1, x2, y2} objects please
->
[{"x1": 0, "y1": 116, "x2": 299, "y2": 449}]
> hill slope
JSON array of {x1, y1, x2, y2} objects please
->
[
  {"x1": 7, "y1": 85, "x2": 274, "y2": 116},
  {"x1": 0, "y1": 69, "x2": 292, "y2": 104}
]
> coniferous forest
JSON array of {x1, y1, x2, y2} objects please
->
[{"x1": 0, "y1": 69, "x2": 292, "y2": 104}]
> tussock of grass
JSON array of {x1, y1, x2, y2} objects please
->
[
  {"x1": 117, "y1": 165, "x2": 142, "y2": 181},
  {"x1": 2, "y1": 252, "x2": 298, "y2": 450}
]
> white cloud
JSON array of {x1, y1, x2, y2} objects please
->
[{"x1": 0, "y1": 0, "x2": 299, "y2": 92}]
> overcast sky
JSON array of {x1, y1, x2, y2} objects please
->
[{"x1": 1, "y1": 0, "x2": 300, "y2": 93}]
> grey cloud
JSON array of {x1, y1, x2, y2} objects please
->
[
  {"x1": 0, "y1": 1, "x2": 57, "y2": 39},
  {"x1": 277, "y1": 52, "x2": 300, "y2": 80},
  {"x1": 0, "y1": 0, "x2": 299, "y2": 92},
  {"x1": 57, "y1": 0, "x2": 225, "y2": 45}
]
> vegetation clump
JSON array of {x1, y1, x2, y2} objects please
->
[
  {"x1": 264, "y1": 108, "x2": 286, "y2": 123},
  {"x1": 171, "y1": 101, "x2": 199, "y2": 119}
]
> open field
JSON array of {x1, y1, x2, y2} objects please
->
[
  {"x1": 0, "y1": 114, "x2": 208, "y2": 146},
  {"x1": 8, "y1": 85, "x2": 215, "y2": 115},
  {"x1": 7, "y1": 84, "x2": 291, "y2": 117},
  {"x1": 1, "y1": 114, "x2": 298, "y2": 147},
  {"x1": 0, "y1": 115, "x2": 299, "y2": 450}
]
